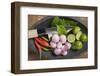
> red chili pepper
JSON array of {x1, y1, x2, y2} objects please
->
[
  {"x1": 34, "y1": 40, "x2": 42, "y2": 59},
  {"x1": 34, "y1": 39, "x2": 41, "y2": 52},
  {"x1": 35, "y1": 38, "x2": 50, "y2": 47}
]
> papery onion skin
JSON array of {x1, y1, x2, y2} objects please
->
[
  {"x1": 50, "y1": 41, "x2": 56, "y2": 48},
  {"x1": 61, "y1": 45, "x2": 68, "y2": 51},
  {"x1": 62, "y1": 51, "x2": 68, "y2": 56},
  {"x1": 52, "y1": 34, "x2": 60, "y2": 43},
  {"x1": 65, "y1": 42, "x2": 71, "y2": 49},
  {"x1": 60, "y1": 35, "x2": 67, "y2": 44},
  {"x1": 56, "y1": 42, "x2": 63, "y2": 49},
  {"x1": 54, "y1": 48, "x2": 62, "y2": 55}
]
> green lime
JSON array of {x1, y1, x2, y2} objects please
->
[
  {"x1": 72, "y1": 43, "x2": 77, "y2": 49},
  {"x1": 80, "y1": 33, "x2": 87, "y2": 42},
  {"x1": 73, "y1": 26, "x2": 81, "y2": 34},
  {"x1": 67, "y1": 34, "x2": 75, "y2": 43},
  {"x1": 76, "y1": 31, "x2": 82, "y2": 40},
  {"x1": 72, "y1": 41, "x2": 83, "y2": 50}
]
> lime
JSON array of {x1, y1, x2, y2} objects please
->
[
  {"x1": 67, "y1": 34, "x2": 75, "y2": 43},
  {"x1": 80, "y1": 33, "x2": 87, "y2": 42},
  {"x1": 76, "y1": 31, "x2": 82, "y2": 40},
  {"x1": 73, "y1": 26, "x2": 81, "y2": 34},
  {"x1": 72, "y1": 41, "x2": 83, "y2": 50},
  {"x1": 72, "y1": 43, "x2": 77, "y2": 49}
]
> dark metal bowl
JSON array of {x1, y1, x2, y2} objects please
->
[{"x1": 28, "y1": 16, "x2": 88, "y2": 60}]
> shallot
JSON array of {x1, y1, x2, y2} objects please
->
[
  {"x1": 62, "y1": 45, "x2": 68, "y2": 51},
  {"x1": 60, "y1": 35, "x2": 67, "y2": 44},
  {"x1": 65, "y1": 42, "x2": 71, "y2": 49},
  {"x1": 54, "y1": 48, "x2": 62, "y2": 55},
  {"x1": 56, "y1": 42, "x2": 62, "y2": 49},
  {"x1": 52, "y1": 34, "x2": 59, "y2": 43},
  {"x1": 50, "y1": 41, "x2": 56, "y2": 48},
  {"x1": 62, "y1": 51, "x2": 68, "y2": 56}
]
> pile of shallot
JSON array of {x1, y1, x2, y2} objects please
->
[{"x1": 50, "y1": 34, "x2": 71, "y2": 56}]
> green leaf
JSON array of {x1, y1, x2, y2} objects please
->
[
  {"x1": 57, "y1": 25, "x2": 67, "y2": 35},
  {"x1": 59, "y1": 18, "x2": 66, "y2": 26},
  {"x1": 51, "y1": 17, "x2": 66, "y2": 26},
  {"x1": 51, "y1": 16, "x2": 60, "y2": 26},
  {"x1": 51, "y1": 17, "x2": 80, "y2": 35},
  {"x1": 65, "y1": 19, "x2": 78, "y2": 26}
]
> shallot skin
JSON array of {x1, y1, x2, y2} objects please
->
[
  {"x1": 50, "y1": 41, "x2": 56, "y2": 48},
  {"x1": 62, "y1": 51, "x2": 68, "y2": 56},
  {"x1": 61, "y1": 45, "x2": 68, "y2": 51},
  {"x1": 52, "y1": 34, "x2": 59, "y2": 43},
  {"x1": 54, "y1": 48, "x2": 62, "y2": 55},
  {"x1": 65, "y1": 42, "x2": 71, "y2": 49},
  {"x1": 60, "y1": 35, "x2": 67, "y2": 44},
  {"x1": 56, "y1": 42, "x2": 62, "y2": 49}
]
